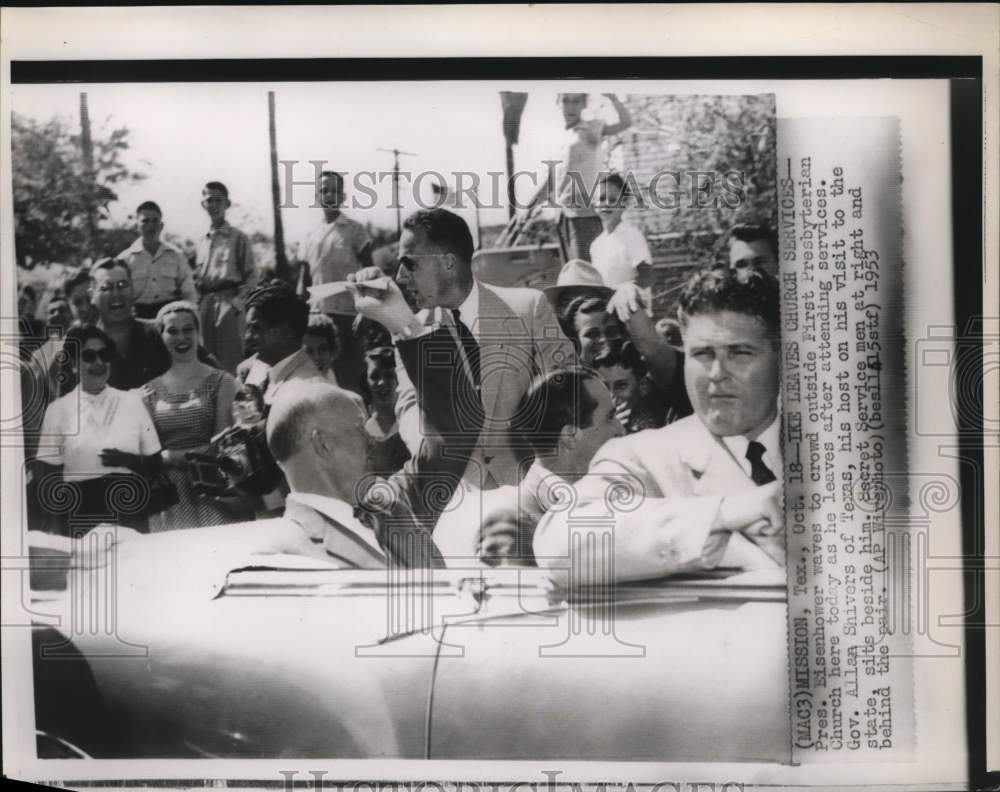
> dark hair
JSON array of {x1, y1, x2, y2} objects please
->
[
  {"x1": 565, "y1": 295, "x2": 608, "y2": 328},
  {"x1": 402, "y1": 209, "x2": 474, "y2": 265},
  {"x1": 727, "y1": 224, "x2": 778, "y2": 257},
  {"x1": 593, "y1": 340, "x2": 647, "y2": 379},
  {"x1": 63, "y1": 268, "x2": 92, "y2": 295},
  {"x1": 351, "y1": 315, "x2": 393, "y2": 354},
  {"x1": 93, "y1": 257, "x2": 132, "y2": 279},
  {"x1": 304, "y1": 313, "x2": 339, "y2": 347},
  {"x1": 203, "y1": 181, "x2": 229, "y2": 199},
  {"x1": 510, "y1": 367, "x2": 601, "y2": 457},
  {"x1": 563, "y1": 294, "x2": 626, "y2": 355},
  {"x1": 357, "y1": 346, "x2": 397, "y2": 407},
  {"x1": 18, "y1": 283, "x2": 37, "y2": 301},
  {"x1": 678, "y1": 264, "x2": 780, "y2": 337},
  {"x1": 654, "y1": 316, "x2": 683, "y2": 347},
  {"x1": 246, "y1": 280, "x2": 309, "y2": 338},
  {"x1": 155, "y1": 300, "x2": 201, "y2": 334},
  {"x1": 597, "y1": 171, "x2": 629, "y2": 199},
  {"x1": 136, "y1": 200, "x2": 163, "y2": 217},
  {"x1": 320, "y1": 170, "x2": 344, "y2": 184}
]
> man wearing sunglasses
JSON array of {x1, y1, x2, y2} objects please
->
[{"x1": 357, "y1": 208, "x2": 576, "y2": 493}]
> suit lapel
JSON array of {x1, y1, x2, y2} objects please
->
[
  {"x1": 677, "y1": 417, "x2": 753, "y2": 496},
  {"x1": 676, "y1": 418, "x2": 783, "y2": 569},
  {"x1": 475, "y1": 284, "x2": 520, "y2": 422}
]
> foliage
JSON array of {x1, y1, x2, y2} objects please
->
[
  {"x1": 610, "y1": 94, "x2": 777, "y2": 247},
  {"x1": 11, "y1": 112, "x2": 145, "y2": 268}
]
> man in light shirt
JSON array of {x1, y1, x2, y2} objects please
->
[
  {"x1": 118, "y1": 200, "x2": 198, "y2": 319},
  {"x1": 590, "y1": 172, "x2": 654, "y2": 311},
  {"x1": 522, "y1": 93, "x2": 633, "y2": 261},
  {"x1": 301, "y1": 170, "x2": 373, "y2": 392},
  {"x1": 533, "y1": 264, "x2": 785, "y2": 584},
  {"x1": 195, "y1": 181, "x2": 258, "y2": 374}
]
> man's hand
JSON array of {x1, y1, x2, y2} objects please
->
[
  {"x1": 613, "y1": 399, "x2": 632, "y2": 429},
  {"x1": 347, "y1": 267, "x2": 418, "y2": 336},
  {"x1": 607, "y1": 282, "x2": 646, "y2": 324},
  {"x1": 716, "y1": 481, "x2": 782, "y2": 536}
]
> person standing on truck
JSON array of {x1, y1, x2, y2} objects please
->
[{"x1": 520, "y1": 93, "x2": 632, "y2": 261}]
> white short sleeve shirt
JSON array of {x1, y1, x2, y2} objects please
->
[{"x1": 39, "y1": 386, "x2": 162, "y2": 480}]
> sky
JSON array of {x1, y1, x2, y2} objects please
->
[{"x1": 11, "y1": 81, "x2": 632, "y2": 251}]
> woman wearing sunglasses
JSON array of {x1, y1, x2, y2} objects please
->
[
  {"x1": 139, "y1": 301, "x2": 239, "y2": 531},
  {"x1": 35, "y1": 325, "x2": 163, "y2": 535}
]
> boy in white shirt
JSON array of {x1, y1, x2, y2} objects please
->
[{"x1": 590, "y1": 172, "x2": 654, "y2": 313}]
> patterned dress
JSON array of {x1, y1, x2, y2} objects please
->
[{"x1": 141, "y1": 368, "x2": 238, "y2": 531}]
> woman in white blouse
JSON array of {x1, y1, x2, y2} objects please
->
[{"x1": 36, "y1": 325, "x2": 163, "y2": 535}]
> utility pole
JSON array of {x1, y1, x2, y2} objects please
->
[
  {"x1": 79, "y1": 92, "x2": 98, "y2": 255},
  {"x1": 500, "y1": 92, "x2": 528, "y2": 220},
  {"x1": 267, "y1": 91, "x2": 290, "y2": 283},
  {"x1": 472, "y1": 183, "x2": 482, "y2": 250},
  {"x1": 377, "y1": 147, "x2": 418, "y2": 239}
]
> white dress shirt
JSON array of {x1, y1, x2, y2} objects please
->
[{"x1": 454, "y1": 279, "x2": 482, "y2": 339}]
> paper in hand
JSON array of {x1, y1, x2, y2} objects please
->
[{"x1": 307, "y1": 277, "x2": 390, "y2": 305}]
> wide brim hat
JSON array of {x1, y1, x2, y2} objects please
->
[{"x1": 543, "y1": 259, "x2": 614, "y2": 311}]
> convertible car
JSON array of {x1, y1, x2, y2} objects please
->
[{"x1": 30, "y1": 520, "x2": 790, "y2": 762}]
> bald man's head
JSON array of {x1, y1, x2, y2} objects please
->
[{"x1": 267, "y1": 382, "x2": 369, "y2": 497}]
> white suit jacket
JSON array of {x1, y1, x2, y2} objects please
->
[
  {"x1": 532, "y1": 413, "x2": 782, "y2": 584},
  {"x1": 395, "y1": 281, "x2": 576, "y2": 489}
]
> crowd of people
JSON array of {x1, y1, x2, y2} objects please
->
[{"x1": 16, "y1": 91, "x2": 784, "y2": 583}]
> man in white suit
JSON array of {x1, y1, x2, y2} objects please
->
[
  {"x1": 533, "y1": 263, "x2": 785, "y2": 584},
  {"x1": 356, "y1": 208, "x2": 576, "y2": 492}
]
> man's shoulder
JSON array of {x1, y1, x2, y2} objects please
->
[
  {"x1": 223, "y1": 223, "x2": 252, "y2": 242},
  {"x1": 335, "y1": 213, "x2": 368, "y2": 234},
  {"x1": 595, "y1": 415, "x2": 707, "y2": 466},
  {"x1": 118, "y1": 238, "x2": 143, "y2": 259},
  {"x1": 478, "y1": 282, "x2": 546, "y2": 313},
  {"x1": 573, "y1": 118, "x2": 604, "y2": 142},
  {"x1": 158, "y1": 239, "x2": 187, "y2": 257}
]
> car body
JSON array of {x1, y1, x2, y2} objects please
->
[{"x1": 31, "y1": 520, "x2": 790, "y2": 762}]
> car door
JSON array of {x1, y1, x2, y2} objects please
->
[{"x1": 427, "y1": 570, "x2": 791, "y2": 762}]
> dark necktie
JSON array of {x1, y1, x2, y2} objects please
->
[
  {"x1": 742, "y1": 439, "x2": 784, "y2": 566},
  {"x1": 746, "y1": 440, "x2": 776, "y2": 485},
  {"x1": 451, "y1": 308, "x2": 481, "y2": 390}
]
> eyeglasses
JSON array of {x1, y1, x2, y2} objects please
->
[
  {"x1": 398, "y1": 252, "x2": 448, "y2": 272},
  {"x1": 96, "y1": 280, "x2": 131, "y2": 293},
  {"x1": 81, "y1": 348, "x2": 112, "y2": 363}
]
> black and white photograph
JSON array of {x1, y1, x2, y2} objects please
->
[{"x1": 1, "y1": 5, "x2": 996, "y2": 792}]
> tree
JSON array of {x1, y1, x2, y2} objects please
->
[{"x1": 11, "y1": 112, "x2": 145, "y2": 269}]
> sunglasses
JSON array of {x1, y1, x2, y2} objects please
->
[
  {"x1": 398, "y1": 252, "x2": 448, "y2": 272},
  {"x1": 81, "y1": 348, "x2": 112, "y2": 363}
]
